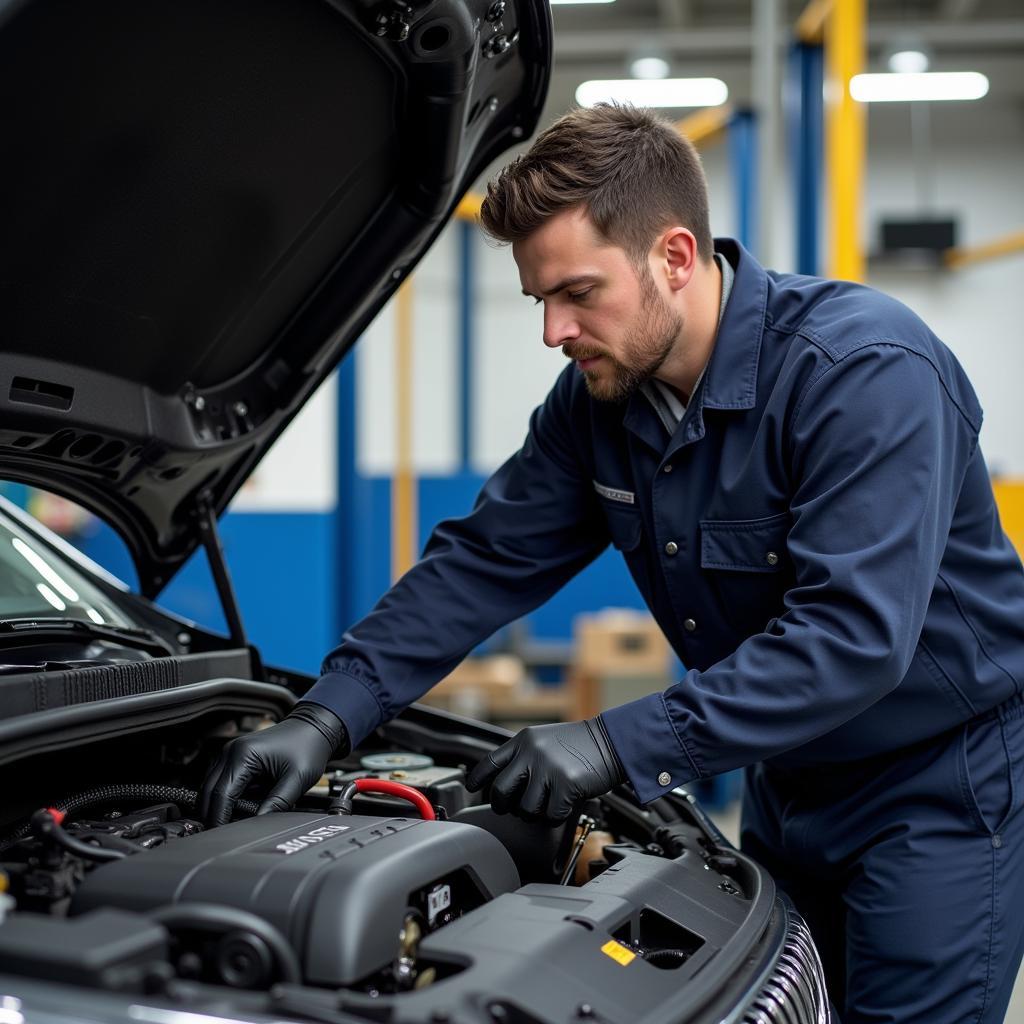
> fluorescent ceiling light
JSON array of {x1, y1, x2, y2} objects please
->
[
  {"x1": 576, "y1": 78, "x2": 728, "y2": 109},
  {"x1": 851, "y1": 72, "x2": 989, "y2": 103},
  {"x1": 888, "y1": 49, "x2": 930, "y2": 74},
  {"x1": 631, "y1": 56, "x2": 670, "y2": 80}
]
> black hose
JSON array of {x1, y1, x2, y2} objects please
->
[
  {"x1": 148, "y1": 903, "x2": 302, "y2": 985},
  {"x1": 30, "y1": 810, "x2": 126, "y2": 862},
  {"x1": 643, "y1": 949, "x2": 691, "y2": 968},
  {"x1": 0, "y1": 785, "x2": 259, "y2": 853}
]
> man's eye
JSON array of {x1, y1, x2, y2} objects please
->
[{"x1": 568, "y1": 289, "x2": 591, "y2": 303}]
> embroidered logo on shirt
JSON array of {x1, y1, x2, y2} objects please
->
[{"x1": 593, "y1": 481, "x2": 635, "y2": 505}]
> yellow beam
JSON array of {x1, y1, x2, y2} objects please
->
[
  {"x1": 795, "y1": 0, "x2": 833, "y2": 45},
  {"x1": 392, "y1": 279, "x2": 418, "y2": 582},
  {"x1": 455, "y1": 193, "x2": 484, "y2": 221},
  {"x1": 825, "y1": 0, "x2": 866, "y2": 282},
  {"x1": 993, "y1": 479, "x2": 1024, "y2": 560},
  {"x1": 674, "y1": 104, "x2": 733, "y2": 147},
  {"x1": 945, "y1": 230, "x2": 1024, "y2": 271}
]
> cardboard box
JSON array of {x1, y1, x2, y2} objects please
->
[{"x1": 573, "y1": 608, "x2": 670, "y2": 677}]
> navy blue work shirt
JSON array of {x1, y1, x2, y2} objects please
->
[{"x1": 304, "y1": 239, "x2": 1024, "y2": 803}]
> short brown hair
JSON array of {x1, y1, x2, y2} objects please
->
[{"x1": 480, "y1": 103, "x2": 713, "y2": 264}]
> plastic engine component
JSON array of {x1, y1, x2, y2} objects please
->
[{"x1": 69, "y1": 812, "x2": 520, "y2": 986}]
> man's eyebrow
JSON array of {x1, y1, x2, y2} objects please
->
[{"x1": 521, "y1": 274, "x2": 599, "y2": 299}]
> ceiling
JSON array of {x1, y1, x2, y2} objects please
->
[{"x1": 542, "y1": 0, "x2": 1024, "y2": 111}]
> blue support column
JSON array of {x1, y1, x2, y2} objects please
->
[
  {"x1": 786, "y1": 42, "x2": 824, "y2": 276},
  {"x1": 727, "y1": 110, "x2": 758, "y2": 254},
  {"x1": 458, "y1": 220, "x2": 474, "y2": 472}
]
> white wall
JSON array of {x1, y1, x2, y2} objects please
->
[{"x1": 863, "y1": 101, "x2": 1024, "y2": 476}]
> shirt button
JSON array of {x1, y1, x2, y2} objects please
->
[
  {"x1": 766, "y1": 551, "x2": 779, "y2": 566},
  {"x1": 664, "y1": 541, "x2": 678, "y2": 556},
  {"x1": 684, "y1": 618, "x2": 697, "y2": 632},
  {"x1": 663, "y1": 464, "x2": 673, "y2": 474},
  {"x1": 658, "y1": 772, "x2": 671, "y2": 787}
]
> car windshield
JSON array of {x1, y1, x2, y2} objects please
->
[{"x1": 0, "y1": 508, "x2": 135, "y2": 628}]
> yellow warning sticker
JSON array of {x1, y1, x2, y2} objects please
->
[{"x1": 600, "y1": 940, "x2": 637, "y2": 966}]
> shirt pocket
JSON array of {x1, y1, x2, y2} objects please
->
[
  {"x1": 700, "y1": 512, "x2": 791, "y2": 633},
  {"x1": 700, "y1": 511, "x2": 790, "y2": 571}
]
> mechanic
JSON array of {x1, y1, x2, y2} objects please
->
[{"x1": 202, "y1": 105, "x2": 1024, "y2": 1023}]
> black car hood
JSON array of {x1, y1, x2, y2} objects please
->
[{"x1": 0, "y1": 0, "x2": 550, "y2": 596}]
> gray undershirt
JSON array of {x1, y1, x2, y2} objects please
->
[{"x1": 641, "y1": 251, "x2": 735, "y2": 435}]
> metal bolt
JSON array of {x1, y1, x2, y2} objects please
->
[
  {"x1": 488, "y1": 96, "x2": 499, "y2": 113},
  {"x1": 392, "y1": 268, "x2": 403, "y2": 280},
  {"x1": 483, "y1": 33, "x2": 511, "y2": 58},
  {"x1": 576, "y1": 1005, "x2": 595, "y2": 1019},
  {"x1": 233, "y1": 401, "x2": 248, "y2": 418},
  {"x1": 511, "y1": 126, "x2": 525, "y2": 139},
  {"x1": 177, "y1": 631, "x2": 191, "y2": 645}
]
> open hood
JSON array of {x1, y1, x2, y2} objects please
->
[{"x1": 0, "y1": 0, "x2": 551, "y2": 596}]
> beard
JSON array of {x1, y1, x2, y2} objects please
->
[{"x1": 564, "y1": 268, "x2": 683, "y2": 403}]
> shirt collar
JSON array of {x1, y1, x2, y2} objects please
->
[
  {"x1": 621, "y1": 239, "x2": 768, "y2": 451},
  {"x1": 699, "y1": 238, "x2": 768, "y2": 412}
]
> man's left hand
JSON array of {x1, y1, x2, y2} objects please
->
[{"x1": 466, "y1": 717, "x2": 625, "y2": 824}]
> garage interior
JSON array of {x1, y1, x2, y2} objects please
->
[{"x1": 2, "y1": 0, "x2": 1023, "y2": 1018}]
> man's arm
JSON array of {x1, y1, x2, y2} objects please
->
[
  {"x1": 201, "y1": 368, "x2": 609, "y2": 824},
  {"x1": 600, "y1": 341, "x2": 981, "y2": 802}
]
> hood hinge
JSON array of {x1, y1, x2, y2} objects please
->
[{"x1": 195, "y1": 492, "x2": 247, "y2": 647}]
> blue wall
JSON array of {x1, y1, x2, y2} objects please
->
[
  {"x1": 69, "y1": 477, "x2": 643, "y2": 676},
  {"x1": 78, "y1": 511, "x2": 337, "y2": 675}
]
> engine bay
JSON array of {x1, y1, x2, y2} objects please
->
[{"x1": 0, "y1": 684, "x2": 786, "y2": 1024}]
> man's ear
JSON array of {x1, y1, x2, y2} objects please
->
[{"x1": 657, "y1": 227, "x2": 699, "y2": 293}]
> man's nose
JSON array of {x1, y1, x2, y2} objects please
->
[{"x1": 543, "y1": 306, "x2": 581, "y2": 349}]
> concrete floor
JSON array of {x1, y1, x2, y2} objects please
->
[{"x1": 707, "y1": 801, "x2": 1024, "y2": 1023}]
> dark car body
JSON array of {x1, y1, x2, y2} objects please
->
[{"x1": 0, "y1": 1, "x2": 828, "y2": 1021}]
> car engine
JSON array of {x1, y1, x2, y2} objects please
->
[
  {"x1": 72, "y1": 810, "x2": 519, "y2": 988},
  {"x1": 0, "y1": 765, "x2": 523, "y2": 995}
]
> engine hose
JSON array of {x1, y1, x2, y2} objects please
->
[
  {"x1": 30, "y1": 809, "x2": 126, "y2": 862},
  {"x1": 643, "y1": 949, "x2": 691, "y2": 968},
  {"x1": 148, "y1": 902, "x2": 302, "y2": 985},
  {"x1": 328, "y1": 778, "x2": 436, "y2": 820},
  {"x1": 0, "y1": 785, "x2": 259, "y2": 853}
]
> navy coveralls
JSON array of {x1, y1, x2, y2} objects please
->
[{"x1": 306, "y1": 239, "x2": 1024, "y2": 1022}]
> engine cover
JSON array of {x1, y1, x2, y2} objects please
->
[{"x1": 70, "y1": 812, "x2": 520, "y2": 986}]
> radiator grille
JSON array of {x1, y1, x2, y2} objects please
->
[{"x1": 741, "y1": 908, "x2": 830, "y2": 1024}]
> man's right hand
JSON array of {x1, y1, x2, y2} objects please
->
[{"x1": 199, "y1": 702, "x2": 348, "y2": 827}]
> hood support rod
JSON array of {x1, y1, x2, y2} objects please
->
[{"x1": 196, "y1": 492, "x2": 247, "y2": 646}]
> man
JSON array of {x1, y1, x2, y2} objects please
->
[{"x1": 201, "y1": 105, "x2": 1024, "y2": 1022}]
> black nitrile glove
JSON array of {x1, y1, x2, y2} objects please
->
[
  {"x1": 199, "y1": 702, "x2": 348, "y2": 827},
  {"x1": 465, "y1": 716, "x2": 625, "y2": 824}
]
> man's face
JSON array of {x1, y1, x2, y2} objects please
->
[{"x1": 514, "y1": 208, "x2": 683, "y2": 403}]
